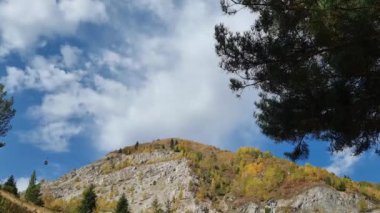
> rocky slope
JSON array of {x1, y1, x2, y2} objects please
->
[
  {"x1": 41, "y1": 139, "x2": 380, "y2": 213},
  {"x1": 43, "y1": 149, "x2": 204, "y2": 212}
]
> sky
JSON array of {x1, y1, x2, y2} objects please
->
[{"x1": 0, "y1": 0, "x2": 378, "y2": 191}]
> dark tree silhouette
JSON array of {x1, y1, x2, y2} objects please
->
[
  {"x1": 0, "y1": 85, "x2": 15, "y2": 148},
  {"x1": 115, "y1": 193, "x2": 130, "y2": 213},
  {"x1": 215, "y1": 0, "x2": 380, "y2": 160},
  {"x1": 3, "y1": 175, "x2": 18, "y2": 197},
  {"x1": 135, "y1": 141, "x2": 139, "y2": 150},
  {"x1": 78, "y1": 184, "x2": 97, "y2": 213},
  {"x1": 170, "y1": 139, "x2": 175, "y2": 150}
]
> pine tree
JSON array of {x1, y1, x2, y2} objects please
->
[
  {"x1": 25, "y1": 171, "x2": 43, "y2": 205},
  {"x1": 78, "y1": 184, "x2": 97, "y2": 213},
  {"x1": 135, "y1": 141, "x2": 139, "y2": 150},
  {"x1": 215, "y1": 0, "x2": 380, "y2": 160},
  {"x1": 3, "y1": 175, "x2": 18, "y2": 197},
  {"x1": 115, "y1": 193, "x2": 130, "y2": 213},
  {"x1": 0, "y1": 85, "x2": 15, "y2": 150},
  {"x1": 170, "y1": 139, "x2": 175, "y2": 150}
]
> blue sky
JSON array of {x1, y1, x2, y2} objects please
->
[{"x1": 0, "y1": 0, "x2": 378, "y2": 191}]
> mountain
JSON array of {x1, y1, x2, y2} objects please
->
[{"x1": 41, "y1": 139, "x2": 380, "y2": 213}]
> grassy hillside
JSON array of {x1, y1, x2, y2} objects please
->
[
  {"x1": 118, "y1": 139, "x2": 380, "y2": 209},
  {"x1": 0, "y1": 190, "x2": 54, "y2": 213}
]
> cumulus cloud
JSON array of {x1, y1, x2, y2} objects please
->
[
  {"x1": 60, "y1": 45, "x2": 82, "y2": 68},
  {"x1": 1, "y1": 55, "x2": 83, "y2": 93},
  {"x1": 0, "y1": 0, "x2": 107, "y2": 55},
  {"x1": 16, "y1": 177, "x2": 29, "y2": 192},
  {"x1": 325, "y1": 149, "x2": 361, "y2": 176},
  {"x1": 1, "y1": 0, "x2": 260, "y2": 152}
]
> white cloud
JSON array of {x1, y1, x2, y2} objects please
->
[
  {"x1": 0, "y1": 0, "x2": 107, "y2": 55},
  {"x1": 130, "y1": 0, "x2": 177, "y2": 23},
  {"x1": 58, "y1": 0, "x2": 107, "y2": 23},
  {"x1": 27, "y1": 121, "x2": 82, "y2": 152},
  {"x1": 325, "y1": 149, "x2": 361, "y2": 176},
  {"x1": 16, "y1": 177, "x2": 29, "y2": 192},
  {"x1": 1, "y1": 0, "x2": 260, "y2": 152},
  {"x1": 97, "y1": 50, "x2": 140, "y2": 75},
  {"x1": 60, "y1": 45, "x2": 82, "y2": 68},
  {"x1": 1, "y1": 55, "x2": 83, "y2": 93}
]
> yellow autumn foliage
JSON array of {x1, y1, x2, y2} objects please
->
[{"x1": 112, "y1": 139, "x2": 380, "y2": 205}]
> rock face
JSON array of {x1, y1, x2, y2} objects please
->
[
  {"x1": 239, "y1": 185, "x2": 377, "y2": 213},
  {"x1": 42, "y1": 142, "x2": 379, "y2": 213},
  {"x1": 42, "y1": 150, "x2": 209, "y2": 212},
  {"x1": 276, "y1": 186, "x2": 374, "y2": 213}
]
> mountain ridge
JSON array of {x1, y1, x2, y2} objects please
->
[{"x1": 40, "y1": 138, "x2": 380, "y2": 212}]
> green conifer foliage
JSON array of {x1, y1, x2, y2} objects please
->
[
  {"x1": 78, "y1": 184, "x2": 97, "y2": 213},
  {"x1": 215, "y1": 0, "x2": 380, "y2": 160},
  {"x1": 25, "y1": 171, "x2": 43, "y2": 206},
  {"x1": 3, "y1": 175, "x2": 18, "y2": 197},
  {"x1": 115, "y1": 193, "x2": 130, "y2": 213}
]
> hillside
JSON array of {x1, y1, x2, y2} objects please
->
[
  {"x1": 0, "y1": 189, "x2": 54, "y2": 213},
  {"x1": 41, "y1": 139, "x2": 380, "y2": 213}
]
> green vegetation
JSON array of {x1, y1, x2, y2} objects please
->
[
  {"x1": 100, "y1": 161, "x2": 115, "y2": 174},
  {"x1": 135, "y1": 141, "x2": 139, "y2": 150},
  {"x1": 113, "y1": 139, "x2": 380, "y2": 204},
  {"x1": 45, "y1": 188, "x2": 117, "y2": 212},
  {"x1": 0, "y1": 192, "x2": 32, "y2": 213},
  {"x1": 358, "y1": 198, "x2": 368, "y2": 212},
  {"x1": 115, "y1": 193, "x2": 130, "y2": 213},
  {"x1": 3, "y1": 175, "x2": 18, "y2": 197},
  {"x1": 78, "y1": 185, "x2": 97, "y2": 213},
  {"x1": 96, "y1": 196, "x2": 117, "y2": 212},
  {"x1": 215, "y1": 0, "x2": 380, "y2": 160},
  {"x1": 0, "y1": 84, "x2": 16, "y2": 149},
  {"x1": 25, "y1": 170, "x2": 43, "y2": 206},
  {"x1": 170, "y1": 139, "x2": 174, "y2": 149},
  {"x1": 43, "y1": 196, "x2": 82, "y2": 212},
  {"x1": 0, "y1": 189, "x2": 53, "y2": 213},
  {"x1": 337, "y1": 180, "x2": 347, "y2": 192}
]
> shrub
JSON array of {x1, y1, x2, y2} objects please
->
[
  {"x1": 324, "y1": 176, "x2": 333, "y2": 186},
  {"x1": 358, "y1": 198, "x2": 368, "y2": 212},
  {"x1": 337, "y1": 181, "x2": 346, "y2": 191}
]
